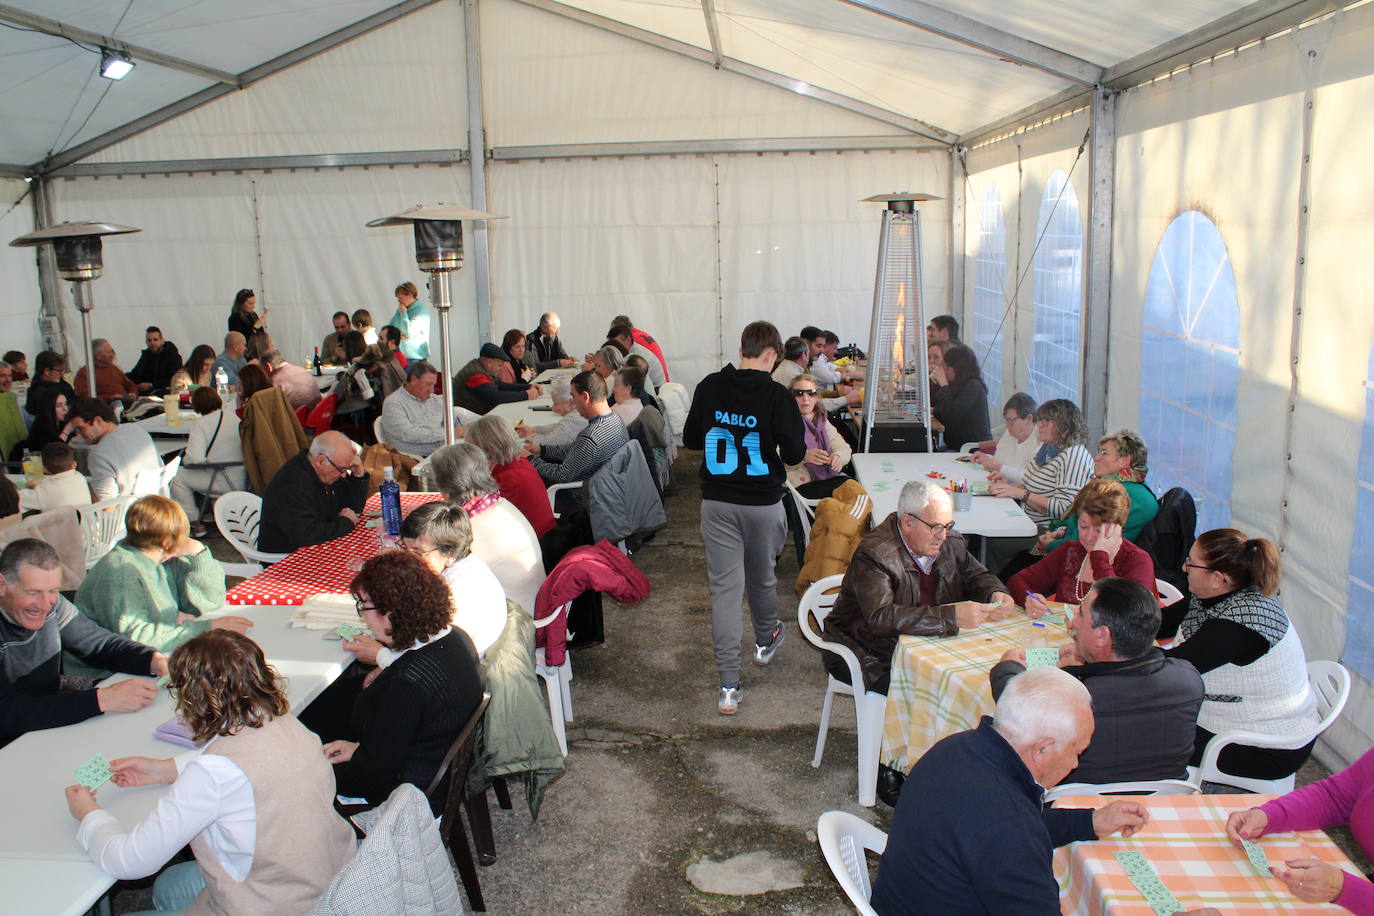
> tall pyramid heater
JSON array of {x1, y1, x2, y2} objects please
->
[{"x1": 860, "y1": 193, "x2": 940, "y2": 453}]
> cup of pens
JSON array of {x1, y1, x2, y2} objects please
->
[{"x1": 949, "y1": 479, "x2": 972, "y2": 512}]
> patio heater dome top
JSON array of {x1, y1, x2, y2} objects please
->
[
  {"x1": 365, "y1": 203, "x2": 505, "y2": 228},
  {"x1": 861, "y1": 193, "x2": 942, "y2": 203},
  {"x1": 9, "y1": 220, "x2": 141, "y2": 246}
]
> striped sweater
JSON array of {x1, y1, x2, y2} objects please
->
[
  {"x1": 530, "y1": 411, "x2": 629, "y2": 484},
  {"x1": 1020, "y1": 443, "x2": 1093, "y2": 527}
]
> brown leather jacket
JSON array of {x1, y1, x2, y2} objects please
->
[{"x1": 822, "y1": 512, "x2": 1006, "y2": 691}]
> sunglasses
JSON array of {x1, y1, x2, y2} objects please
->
[{"x1": 793, "y1": 389, "x2": 819, "y2": 397}]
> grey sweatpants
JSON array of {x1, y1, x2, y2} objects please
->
[{"x1": 700, "y1": 498, "x2": 789, "y2": 686}]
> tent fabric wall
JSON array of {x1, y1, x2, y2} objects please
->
[
  {"x1": 0, "y1": 180, "x2": 42, "y2": 358},
  {"x1": 83, "y1": 2, "x2": 469, "y2": 164},
  {"x1": 489, "y1": 149, "x2": 944, "y2": 392},
  {"x1": 49, "y1": 166, "x2": 480, "y2": 376}
]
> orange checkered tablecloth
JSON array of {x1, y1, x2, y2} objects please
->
[
  {"x1": 225, "y1": 492, "x2": 443, "y2": 605},
  {"x1": 1053, "y1": 793, "x2": 1359, "y2": 914}
]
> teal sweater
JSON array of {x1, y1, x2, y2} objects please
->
[
  {"x1": 67, "y1": 542, "x2": 227, "y2": 677},
  {"x1": 1046, "y1": 478, "x2": 1159, "y2": 552}
]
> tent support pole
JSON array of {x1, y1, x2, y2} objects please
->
[
  {"x1": 29, "y1": 177, "x2": 68, "y2": 357},
  {"x1": 464, "y1": 0, "x2": 493, "y2": 345},
  {"x1": 1083, "y1": 86, "x2": 1116, "y2": 442},
  {"x1": 947, "y1": 145, "x2": 966, "y2": 326}
]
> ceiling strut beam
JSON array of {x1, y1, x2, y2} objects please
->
[
  {"x1": 507, "y1": 0, "x2": 955, "y2": 142},
  {"x1": 701, "y1": 0, "x2": 724, "y2": 68},
  {"x1": 0, "y1": 3, "x2": 240, "y2": 85},
  {"x1": 836, "y1": 0, "x2": 1103, "y2": 86}
]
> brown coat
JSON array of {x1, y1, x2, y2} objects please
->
[
  {"x1": 240, "y1": 387, "x2": 308, "y2": 494},
  {"x1": 822, "y1": 512, "x2": 1006, "y2": 691},
  {"x1": 795, "y1": 479, "x2": 872, "y2": 595}
]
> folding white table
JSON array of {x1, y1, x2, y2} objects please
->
[
  {"x1": 851, "y1": 452, "x2": 1036, "y2": 539},
  {"x1": 0, "y1": 604, "x2": 350, "y2": 916}
]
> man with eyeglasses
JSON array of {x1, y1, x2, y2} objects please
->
[
  {"x1": 257, "y1": 431, "x2": 369, "y2": 554},
  {"x1": 822, "y1": 479, "x2": 1014, "y2": 801}
]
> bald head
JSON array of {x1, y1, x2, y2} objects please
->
[
  {"x1": 307, "y1": 431, "x2": 358, "y2": 485},
  {"x1": 539, "y1": 313, "x2": 561, "y2": 336},
  {"x1": 225, "y1": 331, "x2": 247, "y2": 358}
]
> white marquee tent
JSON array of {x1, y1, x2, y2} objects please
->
[{"x1": 3, "y1": 0, "x2": 1374, "y2": 768}]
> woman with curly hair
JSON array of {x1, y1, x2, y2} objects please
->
[
  {"x1": 64, "y1": 630, "x2": 353, "y2": 914},
  {"x1": 322, "y1": 550, "x2": 484, "y2": 811}
]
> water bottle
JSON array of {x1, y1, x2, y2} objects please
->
[
  {"x1": 379, "y1": 466, "x2": 402, "y2": 537},
  {"x1": 214, "y1": 366, "x2": 229, "y2": 396}
]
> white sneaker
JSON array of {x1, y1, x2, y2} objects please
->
[
  {"x1": 717, "y1": 684, "x2": 742, "y2": 716},
  {"x1": 753, "y1": 624, "x2": 785, "y2": 665}
]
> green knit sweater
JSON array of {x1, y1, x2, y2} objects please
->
[{"x1": 66, "y1": 542, "x2": 227, "y2": 677}]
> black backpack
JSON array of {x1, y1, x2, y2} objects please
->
[{"x1": 1135, "y1": 486, "x2": 1197, "y2": 598}]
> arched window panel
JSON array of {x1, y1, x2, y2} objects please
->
[
  {"x1": 1342, "y1": 344, "x2": 1374, "y2": 681},
  {"x1": 1028, "y1": 170, "x2": 1083, "y2": 405},
  {"x1": 972, "y1": 184, "x2": 1006, "y2": 413},
  {"x1": 1138, "y1": 211, "x2": 1239, "y2": 534}
]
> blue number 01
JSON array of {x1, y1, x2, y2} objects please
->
[{"x1": 704, "y1": 427, "x2": 769, "y2": 477}]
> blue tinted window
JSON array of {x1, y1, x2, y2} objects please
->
[
  {"x1": 1343, "y1": 345, "x2": 1374, "y2": 681},
  {"x1": 1029, "y1": 171, "x2": 1083, "y2": 404},
  {"x1": 1137, "y1": 211, "x2": 1237, "y2": 533},
  {"x1": 972, "y1": 185, "x2": 1006, "y2": 414}
]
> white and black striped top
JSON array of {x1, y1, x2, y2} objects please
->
[{"x1": 1019, "y1": 443, "x2": 1093, "y2": 527}]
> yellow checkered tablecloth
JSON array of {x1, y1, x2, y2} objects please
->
[
  {"x1": 881, "y1": 607, "x2": 1072, "y2": 772},
  {"x1": 1053, "y1": 793, "x2": 1358, "y2": 914}
]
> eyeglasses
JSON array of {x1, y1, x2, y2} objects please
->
[
  {"x1": 792, "y1": 389, "x2": 819, "y2": 398},
  {"x1": 906, "y1": 513, "x2": 956, "y2": 534},
  {"x1": 1182, "y1": 559, "x2": 1214, "y2": 571},
  {"x1": 404, "y1": 542, "x2": 439, "y2": 557},
  {"x1": 319, "y1": 453, "x2": 348, "y2": 475},
  {"x1": 354, "y1": 598, "x2": 376, "y2": 615}
]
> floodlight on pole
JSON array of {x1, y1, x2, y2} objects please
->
[
  {"x1": 366, "y1": 204, "x2": 506, "y2": 447},
  {"x1": 99, "y1": 49, "x2": 134, "y2": 80},
  {"x1": 10, "y1": 221, "x2": 142, "y2": 401}
]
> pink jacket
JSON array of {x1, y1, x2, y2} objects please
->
[{"x1": 534, "y1": 540, "x2": 650, "y2": 664}]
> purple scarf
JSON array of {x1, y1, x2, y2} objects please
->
[{"x1": 801, "y1": 412, "x2": 837, "y2": 481}]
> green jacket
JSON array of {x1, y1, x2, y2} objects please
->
[
  {"x1": 66, "y1": 542, "x2": 227, "y2": 677},
  {"x1": 465, "y1": 599, "x2": 564, "y2": 818},
  {"x1": 1047, "y1": 477, "x2": 1159, "y2": 552}
]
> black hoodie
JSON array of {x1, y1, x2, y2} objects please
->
[{"x1": 683, "y1": 363, "x2": 806, "y2": 506}]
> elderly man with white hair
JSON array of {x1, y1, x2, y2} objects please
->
[
  {"x1": 822, "y1": 480, "x2": 1014, "y2": 695},
  {"x1": 869, "y1": 667, "x2": 1154, "y2": 916}
]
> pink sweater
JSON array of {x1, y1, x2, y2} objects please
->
[{"x1": 1260, "y1": 747, "x2": 1374, "y2": 914}]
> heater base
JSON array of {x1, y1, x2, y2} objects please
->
[{"x1": 864, "y1": 422, "x2": 931, "y2": 453}]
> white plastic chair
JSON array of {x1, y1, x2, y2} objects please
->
[
  {"x1": 1156, "y1": 577, "x2": 1184, "y2": 607},
  {"x1": 157, "y1": 455, "x2": 181, "y2": 497},
  {"x1": 1190, "y1": 660, "x2": 1351, "y2": 794},
  {"x1": 958, "y1": 441, "x2": 981, "y2": 454},
  {"x1": 1043, "y1": 778, "x2": 1199, "y2": 803},
  {"x1": 785, "y1": 481, "x2": 822, "y2": 547},
  {"x1": 533, "y1": 601, "x2": 574, "y2": 756},
  {"x1": 545, "y1": 482, "x2": 581, "y2": 519},
  {"x1": 799, "y1": 574, "x2": 888, "y2": 807},
  {"x1": 213, "y1": 490, "x2": 289, "y2": 577},
  {"x1": 816, "y1": 810, "x2": 887, "y2": 916},
  {"x1": 77, "y1": 495, "x2": 136, "y2": 569},
  {"x1": 374, "y1": 416, "x2": 423, "y2": 460},
  {"x1": 130, "y1": 456, "x2": 175, "y2": 497}
]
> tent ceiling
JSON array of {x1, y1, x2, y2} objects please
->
[{"x1": 0, "y1": 0, "x2": 1330, "y2": 171}]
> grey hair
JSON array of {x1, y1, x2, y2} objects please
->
[
  {"x1": 0, "y1": 538, "x2": 61, "y2": 580},
  {"x1": 539, "y1": 312, "x2": 559, "y2": 329},
  {"x1": 399, "y1": 501, "x2": 473, "y2": 560},
  {"x1": 466, "y1": 415, "x2": 523, "y2": 465},
  {"x1": 429, "y1": 442, "x2": 499, "y2": 502},
  {"x1": 92, "y1": 338, "x2": 111, "y2": 351},
  {"x1": 896, "y1": 480, "x2": 952, "y2": 519},
  {"x1": 406, "y1": 359, "x2": 438, "y2": 380},
  {"x1": 0, "y1": 361, "x2": 9, "y2": 372},
  {"x1": 260, "y1": 349, "x2": 284, "y2": 368},
  {"x1": 549, "y1": 376, "x2": 573, "y2": 404},
  {"x1": 307, "y1": 436, "x2": 332, "y2": 457},
  {"x1": 993, "y1": 666, "x2": 1092, "y2": 749},
  {"x1": 595, "y1": 346, "x2": 624, "y2": 372}
]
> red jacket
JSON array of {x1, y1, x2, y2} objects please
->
[
  {"x1": 631, "y1": 328, "x2": 669, "y2": 382},
  {"x1": 1007, "y1": 539, "x2": 1157, "y2": 606},
  {"x1": 492, "y1": 457, "x2": 555, "y2": 537},
  {"x1": 535, "y1": 540, "x2": 650, "y2": 664}
]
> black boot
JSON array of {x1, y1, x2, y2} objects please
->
[{"x1": 877, "y1": 763, "x2": 905, "y2": 807}]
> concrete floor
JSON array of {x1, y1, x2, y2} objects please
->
[{"x1": 109, "y1": 450, "x2": 1365, "y2": 915}]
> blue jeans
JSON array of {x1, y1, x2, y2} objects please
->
[{"x1": 124, "y1": 860, "x2": 205, "y2": 915}]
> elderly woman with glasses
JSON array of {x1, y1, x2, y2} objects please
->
[
  {"x1": 515, "y1": 376, "x2": 588, "y2": 450},
  {"x1": 319, "y1": 551, "x2": 484, "y2": 812},
  {"x1": 1164, "y1": 529, "x2": 1318, "y2": 783},
  {"x1": 429, "y1": 442, "x2": 546, "y2": 617},
  {"x1": 1005, "y1": 479, "x2": 1157, "y2": 616},
  {"x1": 786, "y1": 373, "x2": 852, "y2": 499},
  {"x1": 1040, "y1": 428, "x2": 1159, "y2": 555}
]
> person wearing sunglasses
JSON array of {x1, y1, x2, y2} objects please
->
[
  {"x1": 257, "y1": 431, "x2": 369, "y2": 554},
  {"x1": 785, "y1": 373, "x2": 852, "y2": 499}
]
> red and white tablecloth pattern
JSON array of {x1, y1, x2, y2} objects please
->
[{"x1": 226, "y1": 492, "x2": 443, "y2": 605}]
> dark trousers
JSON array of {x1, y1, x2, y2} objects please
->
[
  {"x1": 822, "y1": 649, "x2": 891, "y2": 696},
  {"x1": 1190, "y1": 725, "x2": 1315, "y2": 781}
]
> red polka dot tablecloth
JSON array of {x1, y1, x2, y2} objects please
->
[{"x1": 226, "y1": 492, "x2": 444, "y2": 605}]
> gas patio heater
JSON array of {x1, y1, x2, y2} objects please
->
[
  {"x1": 10, "y1": 220, "x2": 141, "y2": 399},
  {"x1": 366, "y1": 204, "x2": 505, "y2": 446},
  {"x1": 859, "y1": 193, "x2": 940, "y2": 453}
]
